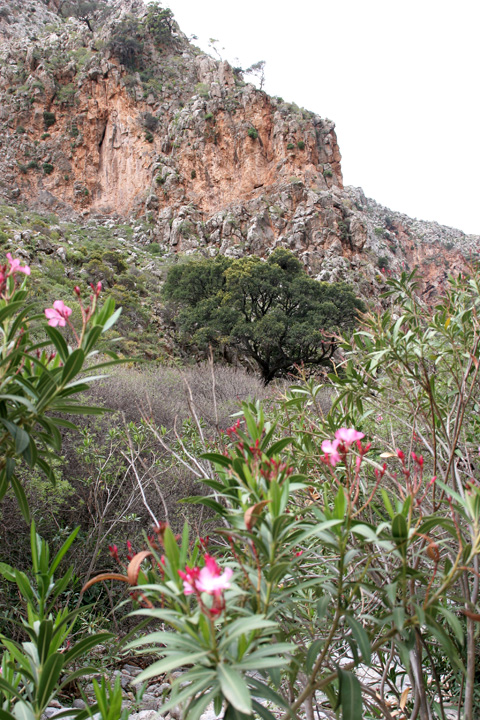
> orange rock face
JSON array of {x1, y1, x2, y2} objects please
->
[{"x1": 0, "y1": 0, "x2": 478, "y2": 301}]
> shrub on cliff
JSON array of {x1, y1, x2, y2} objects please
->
[
  {"x1": 108, "y1": 16, "x2": 145, "y2": 70},
  {"x1": 163, "y1": 249, "x2": 365, "y2": 383}
]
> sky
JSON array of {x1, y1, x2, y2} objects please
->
[{"x1": 163, "y1": 0, "x2": 480, "y2": 235}]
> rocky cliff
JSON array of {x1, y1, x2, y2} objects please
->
[{"x1": 0, "y1": 0, "x2": 478, "y2": 303}]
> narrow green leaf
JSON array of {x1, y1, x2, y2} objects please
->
[
  {"x1": 0, "y1": 709, "x2": 17, "y2": 720},
  {"x1": 61, "y1": 349, "x2": 85, "y2": 385},
  {"x1": 306, "y1": 639, "x2": 323, "y2": 674},
  {"x1": 337, "y1": 668, "x2": 362, "y2": 720},
  {"x1": 10, "y1": 475, "x2": 30, "y2": 523},
  {"x1": 37, "y1": 620, "x2": 54, "y2": 664},
  {"x1": 101, "y1": 306, "x2": 122, "y2": 333},
  {"x1": 64, "y1": 633, "x2": 114, "y2": 664},
  {"x1": 200, "y1": 452, "x2": 232, "y2": 468},
  {"x1": 50, "y1": 527, "x2": 79, "y2": 575},
  {"x1": 37, "y1": 653, "x2": 64, "y2": 709},
  {"x1": 13, "y1": 702, "x2": 35, "y2": 720},
  {"x1": 217, "y1": 665, "x2": 252, "y2": 715},
  {"x1": 14, "y1": 427, "x2": 30, "y2": 455},
  {"x1": 133, "y1": 651, "x2": 208, "y2": 684},
  {"x1": 219, "y1": 616, "x2": 277, "y2": 648},
  {"x1": 44, "y1": 326, "x2": 69, "y2": 362},
  {"x1": 265, "y1": 437, "x2": 293, "y2": 457},
  {"x1": 0, "y1": 678, "x2": 25, "y2": 703},
  {"x1": 0, "y1": 561, "x2": 15, "y2": 582},
  {"x1": 437, "y1": 606, "x2": 464, "y2": 645},
  {"x1": 345, "y1": 616, "x2": 371, "y2": 665}
]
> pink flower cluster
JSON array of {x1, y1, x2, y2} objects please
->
[
  {"x1": 45, "y1": 300, "x2": 72, "y2": 327},
  {"x1": 0, "y1": 254, "x2": 30, "y2": 296},
  {"x1": 321, "y1": 427, "x2": 366, "y2": 467},
  {"x1": 179, "y1": 554, "x2": 233, "y2": 615},
  {"x1": 179, "y1": 554, "x2": 233, "y2": 596}
]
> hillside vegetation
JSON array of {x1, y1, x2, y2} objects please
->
[{"x1": 1, "y1": 2, "x2": 480, "y2": 720}]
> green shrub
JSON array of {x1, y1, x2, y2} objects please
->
[
  {"x1": 56, "y1": 83, "x2": 76, "y2": 105},
  {"x1": 42, "y1": 162, "x2": 54, "y2": 175},
  {"x1": 374, "y1": 227, "x2": 385, "y2": 237},
  {"x1": 163, "y1": 248, "x2": 364, "y2": 383},
  {"x1": 377, "y1": 255, "x2": 389, "y2": 270},
  {"x1": 190, "y1": 169, "x2": 196, "y2": 180},
  {"x1": 297, "y1": 140, "x2": 305, "y2": 150},
  {"x1": 286, "y1": 142, "x2": 294, "y2": 150},
  {"x1": 41, "y1": 133, "x2": 50, "y2": 140},
  {"x1": 195, "y1": 82, "x2": 209, "y2": 97},
  {"x1": 247, "y1": 127, "x2": 258, "y2": 140},
  {"x1": 323, "y1": 168, "x2": 333, "y2": 177},
  {"x1": 27, "y1": 161, "x2": 39, "y2": 170},
  {"x1": 43, "y1": 111, "x2": 56, "y2": 128},
  {"x1": 15, "y1": 125, "x2": 26, "y2": 134},
  {"x1": 145, "y1": 131, "x2": 154, "y2": 143},
  {"x1": 108, "y1": 16, "x2": 145, "y2": 70},
  {"x1": 204, "y1": 112, "x2": 213, "y2": 121}
]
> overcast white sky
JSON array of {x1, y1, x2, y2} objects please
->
[{"x1": 164, "y1": 0, "x2": 479, "y2": 235}]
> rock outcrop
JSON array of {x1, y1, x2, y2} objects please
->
[{"x1": 0, "y1": 0, "x2": 478, "y2": 300}]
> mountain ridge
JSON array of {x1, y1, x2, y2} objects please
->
[{"x1": 0, "y1": 0, "x2": 478, "y2": 304}]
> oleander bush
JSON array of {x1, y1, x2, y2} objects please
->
[{"x1": 2, "y1": 260, "x2": 480, "y2": 720}]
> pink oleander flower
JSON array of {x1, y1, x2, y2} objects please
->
[
  {"x1": 321, "y1": 438, "x2": 341, "y2": 466},
  {"x1": 178, "y1": 564, "x2": 201, "y2": 595},
  {"x1": 44, "y1": 300, "x2": 72, "y2": 327},
  {"x1": 6, "y1": 253, "x2": 30, "y2": 276},
  {"x1": 335, "y1": 427, "x2": 365, "y2": 446},
  {"x1": 179, "y1": 554, "x2": 233, "y2": 597},
  {"x1": 196, "y1": 554, "x2": 233, "y2": 596}
]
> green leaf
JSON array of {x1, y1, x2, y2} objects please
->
[
  {"x1": 64, "y1": 633, "x2": 114, "y2": 664},
  {"x1": 265, "y1": 438, "x2": 293, "y2": 457},
  {"x1": 101, "y1": 306, "x2": 122, "y2": 333},
  {"x1": 337, "y1": 668, "x2": 362, "y2": 720},
  {"x1": 37, "y1": 653, "x2": 65, "y2": 709},
  {"x1": 0, "y1": 561, "x2": 15, "y2": 582},
  {"x1": 217, "y1": 665, "x2": 252, "y2": 715},
  {"x1": 306, "y1": 639, "x2": 323, "y2": 674},
  {"x1": 58, "y1": 667, "x2": 98, "y2": 691},
  {"x1": 50, "y1": 527, "x2": 79, "y2": 575},
  {"x1": 49, "y1": 404, "x2": 105, "y2": 415},
  {"x1": 156, "y1": 674, "x2": 215, "y2": 715},
  {"x1": 0, "y1": 709, "x2": 17, "y2": 720},
  {"x1": 37, "y1": 620, "x2": 54, "y2": 664},
  {"x1": 13, "y1": 702, "x2": 35, "y2": 720},
  {"x1": 392, "y1": 514, "x2": 408, "y2": 557},
  {"x1": 44, "y1": 326, "x2": 69, "y2": 362},
  {"x1": 61, "y1": 349, "x2": 85, "y2": 385},
  {"x1": 219, "y1": 616, "x2": 277, "y2": 648},
  {"x1": 200, "y1": 452, "x2": 232, "y2": 468},
  {"x1": 436, "y1": 606, "x2": 464, "y2": 645},
  {"x1": 133, "y1": 651, "x2": 209, "y2": 685},
  {"x1": 10, "y1": 475, "x2": 30, "y2": 523},
  {"x1": 183, "y1": 690, "x2": 218, "y2": 720},
  {"x1": 345, "y1": 616, "x2": 371, "y2": 665},
  {"x1": 0, "y1": 678, "x2": 25, "y2": 703},
  {"x1": 252, "y1": 700, "x2": 278, "y2": 720},
  {"x1": 14, "y1": 427, "x2": 30, "y2": 455}
]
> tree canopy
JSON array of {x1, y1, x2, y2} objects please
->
[{"x1": 163, "y1": 249, "x2": 365, "y2": 383}]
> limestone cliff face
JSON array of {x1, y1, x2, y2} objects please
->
[{"x1": 0, "y1": 0, "x2": 478, "y2": 299}]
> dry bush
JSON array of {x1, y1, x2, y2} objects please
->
[{"x1": 86, "y1": 362, "x2": 273, "y2": 429}]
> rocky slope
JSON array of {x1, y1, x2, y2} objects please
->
[{"x1": 0, "y1": 0, "x2": 478, "y2": 305}]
